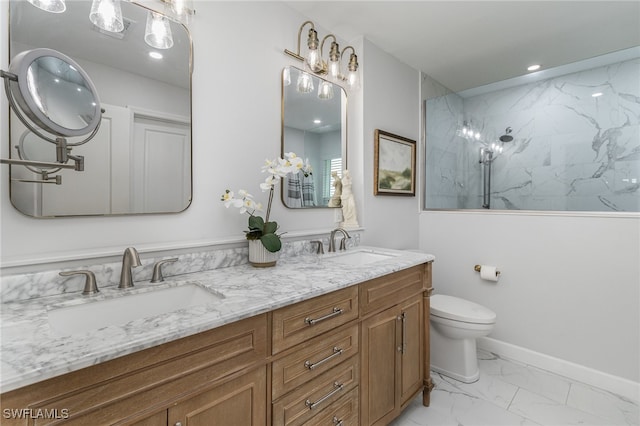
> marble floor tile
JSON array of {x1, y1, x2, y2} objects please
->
[
  {"x1": 478, "y1": 351, "x2": 572, "y2": 404},
  {"x1": 392, "y1": 351, "x2": 640, "y2": 426},
  {"x1": 433, "y1": 371, "x2": 519, "y2": 410},
  {"x1": 566, "y1": 382, "x2": 640, "y2": 426},
  {"x1": 509, "y1": 388, "x2": 618, "y2": 425}
]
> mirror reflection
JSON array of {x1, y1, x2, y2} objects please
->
[
  {"x1": 8, "y1": 0, "x2": 192, "y2": 217},
  {"x1": 281, "y1": 66, "x2": 346, "y2": 208}
]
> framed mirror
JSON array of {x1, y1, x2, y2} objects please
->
[
  {"x1": 281, "y1": 66, "x2": 346, "y2": 208},
  {"x1": 7, "y1": 0, "x2": 192, "y2": 217}
]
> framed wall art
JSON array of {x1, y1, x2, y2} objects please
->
[{"x1": 374, "y1": 129, "x2": 416, "y2": 196}]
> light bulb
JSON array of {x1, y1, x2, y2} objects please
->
[
  {"x1": 307, "y1": 49, "x2": 320, "y2": 71},
  {"x1": 90, "y1": 0, "x2": 124, "y2": 33},
  {"x1": 328, "y1": 41, "x2": 341, "y2": 79},
  {"x1": 145, "y1": 11, "x2": 174, "y2": 50},
  {"x1": 306, "y1": 28, "x2": 321, "y2": 71},
  {"x1": 318, "y1": 81, "x2": 334, "y2": 100},
  {"x1": 27, "y1": 0, "x2": 66, "y2": 13},
  {"x1": 296, "y1": 71, "x2": 314, "y2": 93},
  {"x1": 347, "y1": 69, "x2": 359, "y2": 90},
  {"x1": 329, "y1": 60, "x2": 340, "y2": 79}
]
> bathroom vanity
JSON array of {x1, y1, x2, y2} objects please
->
[{"x1": 0, "y1": 247, "x2": 434, "y2": 425}]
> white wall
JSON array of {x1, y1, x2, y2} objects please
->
[
  {"x1": 420, "y1": 211, "x2": 640, "y2": 383},
  {"x1": 360, "y1": 39, "x2": 421, "y2": 249},
  {"x1": 0, "y1": 1, "x2": 347, "y2": 266}
]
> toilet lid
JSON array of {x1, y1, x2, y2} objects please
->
[{"x1": 431, "y1": 294, "x2": 496, "y2": 324}]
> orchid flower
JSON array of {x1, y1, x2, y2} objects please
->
[{"x1": 221, "y1": 152, "x2": 308, "y2": 253}]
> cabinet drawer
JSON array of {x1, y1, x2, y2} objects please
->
[
  {"x1": 272, "y1": 286, "x2": 358, "y2": 354},
  {"x1": 272, "y1": 355, "x2": 359, "y2": 426},
  {"x1": 304, "y1": 387, "x2": 359, "y2": 426},
  {"x1": 360, "y1": 264, "x2": 426, "y2": 316},
  {"x1": 272, "y1": 324, "x2": 359, "y2": 400}
]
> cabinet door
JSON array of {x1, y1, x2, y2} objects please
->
[
  {"x1": 168, "y1": 367, "x2": 266, "y2": 426},
  {"x1": 399, "y1": 295, "x2": 424, "y2": 406},
  {"x1": 360, "y1": 305, "x2": 400, "y2": 426}
]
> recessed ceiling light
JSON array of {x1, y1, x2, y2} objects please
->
[
  {"x1": 313, "y1": 119, "x2": 322, "y2": 124},
  {"x1": 149, "y1": 51, "x2": 163, "y2": 60},
  {"x1": 527, "y1": 64, "x2": 541, "y2": 72}
]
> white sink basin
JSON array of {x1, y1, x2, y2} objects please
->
[
  {"x1": 48, "y1": 284, "x2": 224, "y2": 336},
  {"x1": 324, "y1": 249, "x2": 399, "y2": 266}
]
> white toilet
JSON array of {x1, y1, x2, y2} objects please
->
[{"x1": 430, "y1": 294, "x2": 497, "y2": 383}]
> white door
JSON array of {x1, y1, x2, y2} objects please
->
[
  {"x1": 131, "y1": 116, "x2": 190, "y2": 213},
  {"x1": 39, "y1": 104, "x2": 130, "y2": 216}
]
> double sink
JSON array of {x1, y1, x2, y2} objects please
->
[{"x1": 46, "y1": 248, "x2": 399, "y2": 336}]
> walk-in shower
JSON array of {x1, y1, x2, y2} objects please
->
[{"x1": 424, "y1": 47, "x2": 639, "y2": 213}]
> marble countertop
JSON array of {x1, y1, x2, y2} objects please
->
[{"x1": 0, "y1": 247, "x2": 434, "y2": 393}]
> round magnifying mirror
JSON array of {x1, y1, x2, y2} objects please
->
[{"x1": 6, "y1": 48, "x2": 101, "y2": 138}]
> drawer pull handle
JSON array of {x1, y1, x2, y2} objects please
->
[
  {"x1": 305, "y1": 381, "x2": 344, "y2": 409},
  {"x1": 304, "y1": 347, "x2": 343, "y2": 370},
  {"x1": 305, "y1": 307, "x2": 343, "y2": 325},
  {"x1": 332, "y1": 416, "x2": 344, "y2": 426}
]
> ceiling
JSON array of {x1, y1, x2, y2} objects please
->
[{"x1": 282, "y1": 1, "x2": 640, "y2": 93}]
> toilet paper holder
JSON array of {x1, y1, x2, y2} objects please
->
[{"x1": 474, "y1": 264, "x2": 501, "y2": 277}]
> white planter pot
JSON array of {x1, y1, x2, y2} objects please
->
[{"x1": 248, "y1": 240, "x2": 278, "y2": 267}]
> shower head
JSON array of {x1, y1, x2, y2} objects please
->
[{"x1": 499, "y1": 127, "x2": 513, "y2": 143}]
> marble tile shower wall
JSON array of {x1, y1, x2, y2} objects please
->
[
  {"x1": 426, "y1": 58, "x2": 640, "y2": 211},
  {"x1": 0, "y1": 233, "x2": 360, "y2": 303}
]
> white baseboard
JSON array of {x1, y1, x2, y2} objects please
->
[{"x1": 478, "y1": 337, "x2": 640, "y2": 402}]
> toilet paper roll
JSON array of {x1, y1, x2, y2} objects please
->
[{"x1": 480, "y1": 265, "x2": 500, "y2": 282}]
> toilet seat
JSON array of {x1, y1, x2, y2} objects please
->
[{"x1": 431, "y1": 294, "x2": 496, "y2": 324}]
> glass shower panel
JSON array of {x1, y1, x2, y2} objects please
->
[{"x1": 424, "y1": 49, "x2": 640, "y2": 213}]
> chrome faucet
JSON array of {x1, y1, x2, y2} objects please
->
[
  {"x1": 328, "y1": 228, "x2": 351, "y2": 252},
  {"x1": 119, "y1": 247, "x2": 142, "y2": 289}
]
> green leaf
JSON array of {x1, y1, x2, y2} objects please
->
[
  {"x1": 260, "y1": 233, "x2": 282, "y2": 252},
  {"x1": 248, "y1": 215, "x2": 264, "y2": 231},
  {"x1": 263, "y1": 220, "x2": 278, "y2": 235}
]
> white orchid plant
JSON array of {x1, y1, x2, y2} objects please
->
[{"x1": 221, "y1": 152, "x2": 312, "y2": 253}]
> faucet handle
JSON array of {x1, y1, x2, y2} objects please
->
[
  {"x1": 311, "y1": 240, "x2": 324, "y2": 255},
  {"x1": 59, "y1": 270, "x2": 99, "y2": 295},
  {"x1": 151, "y1": 258, "x2": 178, "y2": 283}
]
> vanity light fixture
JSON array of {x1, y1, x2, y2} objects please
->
[
  {"x1": 145, "y1": 11, "x2": 174, "y2": 49},
  {"x1": 89, "y1": 0, "x2": 124, "y2": 33},
  {"x1": 285, "y1": 20, "x2": 361, "y2": 90},
  {"x1": 27, "y1": 0, "x2": 66, "y2": 13}
]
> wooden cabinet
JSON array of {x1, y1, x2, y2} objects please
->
[
  {"x1": 168, "y1": 366, "x2": 267, "y2": 426},
  {"x1": 271, "y1": 286, "x2": 358, "y2": 354},
  {"x1": 0, "y1": 315, "x2": 267, "y2": 426},
  {"x1": 271, "y1": 287, "x2": 360, "y2": 425},
  {"x1": 359, "y1": 264, "x2": 431, "y2": 426}
]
